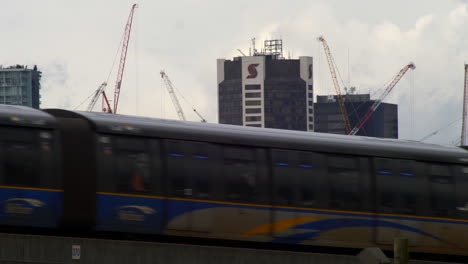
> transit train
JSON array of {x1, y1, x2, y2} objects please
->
[{"x1": 1, "y1": 104, "x2": 468, "y2": 257}]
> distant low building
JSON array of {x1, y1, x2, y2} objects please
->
[
  {"x1": 0, "y1": 65, "x2": 41, "y2": 109},
  {"x1": 314, "y1": 93, "x2": 398, "y2": 138}
]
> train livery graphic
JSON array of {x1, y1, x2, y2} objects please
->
[{"x1": 0, "y1": 104, "x2": 468, "y2": 258}]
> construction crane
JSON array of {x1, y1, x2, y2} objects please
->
[
  {"x1": 462, "y1": 64, "x2": 468, "y2": 145},
  {"x1": 349, "y1": 62, "x2": 416, "y2": 136},
  {"x1": 160, "y1": 70, "x2": 207, "y2": 122},
  {"x1": 101, "y1": 3, "x2": 138, "y2": 114},
  {"x1": 317, "y1": 36, "x2": 352, "y2": 134},
  {"x1": 86, "y1": 82, "x2": 107, "y2": 111},
  {"x1": 237, "y1": 49, "x2": 247, "y2": 56}
]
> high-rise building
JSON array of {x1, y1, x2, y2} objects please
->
[
  {"x1": 314, "y1": 93, "x2": 398, "y2": 138},
  {"x1": 0, "y1": 65, "x2": 41, "y2": 109},
  {"x1": 217, "y1": 40, "x2": 314, "y2": 132}
]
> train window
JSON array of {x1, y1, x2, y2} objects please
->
[
  {"x1": 115, "y1": 137, "x2": 151, "y2": 194},
  {"x1": 428, "y1": 164, "x2": 455, "y2": 217},
  {"x1": 455, "y1": 166, "x2": 468, "y2": 220},
  {"x1": 272, "y1": 150, "x2": 325, "y2": 207},
  {"x1": 166, "y1": 140, "x2": 216, "y2": 199},
  {"x1": 223, "y1": 147, "x2": 257, "y2": 202},
  {"x1": 1, "y1": 128, "x2": 40, "y2": 187},
  {"x1": 328, "y1": 155, "x2": 360, "y2": 210},
  {"x1": 375, "y1": 158, "x2": 422, "y2": 215},
  {"x1": 298, "y1": 152, "x2": 325, "y2": 207},
  {"x1": 272, "y1": 150, "x2": 293, "y2": 206}
]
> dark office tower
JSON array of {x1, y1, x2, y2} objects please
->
[
  {"x1": 217, "y1": 40, "x2": 314, "y2": 132},
  {"x1": 0, "y1": 65, "x2": 41, "y2": 109},
  {"x1": 314, "y1": 93, "x2": 398, "y2": 138}
]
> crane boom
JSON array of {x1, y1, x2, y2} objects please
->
[
  {"x1": 107, "y1": 3, "x2": 137, "y2": 114},
  {"x1": 317, "y1": 36, "x2": 352, "y2": 134},
  {"x1": 160, "y1": 70, "x2": 186, "y2": 121},
  {"x1": 349, "y1": 62, "x2": 416, "y2": 136},
  {"x1": 86, "y1": 82, "x2": 107, "y2": 111}
]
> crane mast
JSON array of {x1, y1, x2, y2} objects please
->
[
  {"x1": 86, "y1": 82, "x2": 107, "y2": 111},
  {"x1": 349, "y1": 62, "x2": 416, "y2": 136},
  {"x1": 462, "y1": 64, "x2": 468, "y2": 145},
  {"x1": 102, "y1": 3, "x2": 137, "y2": 114},
  {"x1": 317, "y1": 36, "x2": 352, "y2": 134},
  {"x1": 160, "y1": 70, "x2": 186, "y2": 121}
]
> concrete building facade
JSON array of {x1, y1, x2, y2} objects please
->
[
  {"x1": 218, "y1": 54, "x2": 314, "y2": 132},
  {"x1": 314, "y1": 94, "x2": 398, "y2": 138},
  {"x1": 0, "y1": 65, "x2": 41, "y2": 109}
]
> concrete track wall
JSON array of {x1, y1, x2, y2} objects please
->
[{"x1": 0, "y1": 233, "x2": 461, "y2": 264}]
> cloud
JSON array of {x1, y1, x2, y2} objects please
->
[{"x1": 2, "y1": 0, "x2": 467, "y2": 145}]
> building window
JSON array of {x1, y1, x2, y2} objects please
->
[
  {"x1": 245, "y1": 85, "x2": 261, "y2": 90},
  {"x1": 308, "y1": 93, "x2": 313, "y2": 98},
  {"x1": 246, "y1": 116, "x2": 261, "y2": 122},
  {"x1": 246, "y1": 108, "x2": 261, "y2": 114},
  {"x1": 308, "y1": 85, "x2": 313, "y2": 91},
  {"x1": 245, "y1": 100, "x2": 261, "y2": 106},
  {"x1": 308, "y1": 108, "x2": 313, "y2": 114},
  {"x1": 245, "y1": 92, "x2": 261, "y2": 98},
  {"x1": 246, "y1": 124, "x2": 262, "y2": 127},
  {"x1": 309, "y1": 116, "x2": 314, "y2": 122}
]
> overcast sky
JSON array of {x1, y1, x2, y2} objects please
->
[{"x1": 1, "y1": 0, "x2": 468, "y2": 145}]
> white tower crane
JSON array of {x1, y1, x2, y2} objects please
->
[
  {"x1": 86, "y1": 82, "x2": 107, "y2": 111},
  {"x1": 317, "y1": 36, "x2": 352, "y2": 134},
  {"x1": 462, "y1": 64, "x2": 468, "y2": 145},
  {"x1": 160, "y1": 70, "x2": 207, "y2": 122}
]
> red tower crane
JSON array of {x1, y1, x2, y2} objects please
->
[
  {"x1": 102, "y1": 3, "x2": 138, "y2": 114},
  {"x1": 349, "y1": 62, "x2": 416, "y2": 136}
]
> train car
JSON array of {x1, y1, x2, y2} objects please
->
[
  {"x1": 0, "y1": 105, "x2": 62, "y2": 228},
  {"x1": 45, "y1": 109, "x2": 468, "y2": 257}
]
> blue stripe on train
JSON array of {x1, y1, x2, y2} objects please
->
[
  {"x1": 95, "y1": 192, "x2": 466, "y2": 244},
  {"x1": 96, "y1": 194, "x2": 165, "y2": 233},
  {"x1": 0, "y1": 187, "x2": 63, "y2": 228}
]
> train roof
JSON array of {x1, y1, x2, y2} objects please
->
[
  {"x1": 0, "y1": 105, "x2": 57, "y2": 128},
  {"x1": 45, "y1": 109, "x2": 468, "y2": 165}
]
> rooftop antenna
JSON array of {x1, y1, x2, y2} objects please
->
[{"x1": 251, "y1": 38, "x2": 257, "y2": 55}]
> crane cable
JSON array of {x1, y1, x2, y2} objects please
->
[
  {"x1": 419, "y1": 117, "x2": 462, "y2": 142},
  {"x1": 74, "y1": 17, "x2": 127, "y2": 111}
]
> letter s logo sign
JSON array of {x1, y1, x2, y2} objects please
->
[
  {"x1": 309, "y1": 64, "x2": 313, "y2": 79},
  {"x1": 247, "y1": 64, "x2": 259, "y2": 79}
]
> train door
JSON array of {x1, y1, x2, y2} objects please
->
[
  {"x1": 374, "y1": 158, "x2": 426, "y2": 247},
  {"x1": 165, "y1": 140, "x2": 218, "y2": 233},
  {"x1": 271, "y1": 149, "x2": 326, "y2": 242},
  {"x1": 424, "y1": 163, "x2": 457, "y2": 249},
  {"x1": 96, "y1": 136, "x2": 162, "y2": 234},
  {"x1": 0, "y1": 127, "x2": 61, "y2": 228},
  {"x1": 213, "y1": 146, "x2": 269, "y2": 240},
  {"x1": 454, "y1": 165, "x2": 468, "y2": 249}
]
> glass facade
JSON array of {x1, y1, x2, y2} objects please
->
[
  {"x1": 0, "y1": 66, "x2": 41, "y2": 109},
  {"x1": 264, "y1": 79, "x2": 307, "y2": 131}
]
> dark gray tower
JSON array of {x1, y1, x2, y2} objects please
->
[
  {"x1": 217, "y1": 41, "x2": 313, "y2": 132},
  {"x1": 314, "y1": 94, "x2": 398, "y2": 138}
]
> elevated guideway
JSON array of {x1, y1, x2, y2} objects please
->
[{"x1": 0, "y1": 233, "x2": 462, "y2": 264}]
